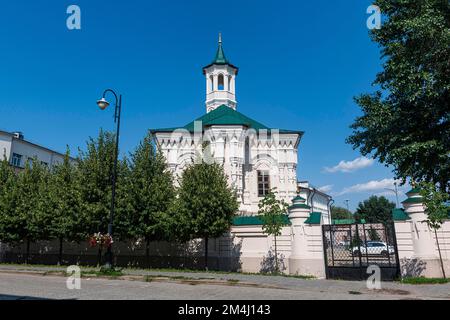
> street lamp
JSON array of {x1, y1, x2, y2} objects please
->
[
  {"x1": 344, "y1": 199, "x2": 350, "y2": 212},
  {"x1": 384, "y1": 181, "x2": 399, "y2": 208},
  {"x1": 96, "y1": 89, "x2": 122, "y2": 269}
]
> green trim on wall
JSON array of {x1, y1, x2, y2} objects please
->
[
  {"x1": 402, "y1": 197, "x2": 423, "y2": 204},
  {"x1": 304, "y1": 212, "x2": 322, "y2": 225},
  {"x1": 392, "y1": 208, "x2": 410, "y2": 221},
  {"x1": 288, "y1": 203, "x2": 311, "y2": 210}
]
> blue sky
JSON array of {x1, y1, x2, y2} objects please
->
[{"x1": 0, "y1": 0, "x2": 408, "y2": 210}]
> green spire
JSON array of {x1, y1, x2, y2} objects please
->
[{"x1": 212, "y1": 33, "x2": 228, "y2": 64}]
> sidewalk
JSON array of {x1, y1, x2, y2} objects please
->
[{"x1": 0, "y1": 264, "x2": 449, "y2": 300}]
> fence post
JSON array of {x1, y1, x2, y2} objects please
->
[{"x1": 288, "y1": 195, "x2": 325, "y2": 278}]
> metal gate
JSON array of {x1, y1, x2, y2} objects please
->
[{"x1": 322, "y1": 222, "x2": 400, "y2": 281}]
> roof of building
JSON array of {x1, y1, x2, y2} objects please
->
[
  {"x1": 392, "y1": 208, "x2": 410, "y2": 221},
  {"x1": 232, "y1": 215, "x2": 291, "y2": 226},
  {"x1": 151, "y1": 105, "x2": 304, "y2": 136},
  {"x1": 202, "y1": 34, "x2": 239, "y2": 72},
  {"x1": 0, "y1": 129, "x2": 76, "y2": 161},
  {"x1": 401, "y1": 197, "x2": 423, "y2": 204},
  {"x1": 292, "y1": 195, "x2": 307, "y2": 202},
  {"x1": 304, "y1": 212, "x2": 322, "y2": 225},
  {"x1": 288, "y1": 203, "x2": 311, "y2": 210},
  {"x1": 406, "y1": 187, "x2": 421, "y2": 195}
]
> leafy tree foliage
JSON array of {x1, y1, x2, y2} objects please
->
[
  {"x1": 0, "y1": 158, "x2": 19, "y2": 244},
  {"x1": 122, "y1": 131, "x2": 175, "y2": 264},
  {"x1": 331, "y1": 206, "x2": 353, "y2": 220},
  {"x1": 174, "y1": 160, "x2": 238, "y2": 269},
  {"x1": 77, "y1": 130, "x2": 121, "y2": 236},
  {"x1": 347, "y1": 0, "x2": 450, "y2": 191},
  {"x1": 355, "y1": 195, "x2": 395, "y2": 224},
  {"x1": 258, "y1": 189, "x2": 289, "y2": 273},
  {"x1": 48, "y1": 148, "x2": 84, "y2": 264},
  {"x1": 15, "y1": 159, "x2": 54, "y2": 262}
]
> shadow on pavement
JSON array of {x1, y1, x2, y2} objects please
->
[{"x1": 0, "y1": 294, "x2": 55, "y2": 300}]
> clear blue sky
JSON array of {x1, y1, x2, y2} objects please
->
[{"x1": 0, "y1": 0, "x2": 408, "y2": 210}]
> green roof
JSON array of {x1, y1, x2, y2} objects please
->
[
  {"x1": 151, "y1": 105, "x2": 304, "y2": 136},
  {"x1": 232, "y1": 215, "x2": 291, "y2": 226},
  {"x1": 332, "y1": 218, "x2": 367, "y2": 225},
  {"x1": 213, "y1": 38, "x2": 228, "y2": 64},
  {"x1": 292, "y1": 195, "x2": 306, "y2": 202},
  {"x1": 288, "y1": 203, "x2": 311, "y2": 210},
  {"x1": 304, "y1": 212, "x2": 322, "y2": 225},
  {"x1": 202, "y1": 35, "x2": 239, "y2": 71},
  {"x1": 392, "y1": 208, "x2": 410, "y2": 221},
  {"x1": 402, "y1": 197, "x2": 423, "y2": 204},
  {"x1": 406, "y1": 187, "x2": 421, "y2": 195}
]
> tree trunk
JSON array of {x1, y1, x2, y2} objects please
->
[
  {"x1": 434, "y1": 228, "x2": 446, "y2": 279},
  {"x1": 25, "y1": 238, "x2": 30, "y2": 264},
  {"x1": 58, "y1": 237, "x2": 63, "y2": 266},
  {"x1": 204, "y1": 237, "x2": 209, "y2": 271},
  {"x1": 97, "y1": 247, "x2": 102, "y2": 267},
  {"x1": 146, "y1": 237, "x2": 150, "y2": 268},
  {"x1": 274, "y1": 235, "x2": 278, "y2": 274}
]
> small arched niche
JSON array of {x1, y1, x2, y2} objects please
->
[{"x1": 218, "y1": 74, "x2": 224, "y2": 90}]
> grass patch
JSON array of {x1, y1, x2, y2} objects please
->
[
  {"x1": 0, "y1": 263, "x2": 316, "y2": 279},
  {"x1": 81, "y1": 268, "x2": 124, "y2": 278},
  {"x1": 348, "y1": 291, "x2": 362, "y2": 295},
  {"x1": 401, "y1": 277, "x2": 449, "y2": 285},
  {"x1": 227, "y1": 279, "x2": 239, "y2": 284}
]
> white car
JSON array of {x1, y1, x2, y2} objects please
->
[{"x1": 351, "y1": 241, "x2": 395, "y2": 257}]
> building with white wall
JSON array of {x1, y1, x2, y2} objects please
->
[
  {"x1": 0, "y1": 130, "x2": 72, "y2": 170},
  {"x1": 152, "y1": 35, "x2": 330, "y2": 216},
  {"x1": 297, "y1": 181, "x2": 332, "y2": 223}
]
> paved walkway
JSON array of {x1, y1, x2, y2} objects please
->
[{"x1": 0, "y1": 265, "x2": 449, "y2": 300}]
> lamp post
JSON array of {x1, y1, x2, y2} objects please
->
[
  {"x1": 344, "y1": 199, "x2": 350, "y2": 212},
  {"x1": 384, "y1": 181, "x2": 399, "y2": 208},
  {"x1": 97, "y1": 89, "x2": 122, "y2": 269}
]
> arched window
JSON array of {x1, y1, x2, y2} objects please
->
[
  {"x1": 218, "y1": 74, "x2": 224, "y2": 90},
  {"x1": 210, "y1": 75, "x2": 214, "y2": 92}
]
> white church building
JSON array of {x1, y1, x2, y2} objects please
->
[{"x1": 152, "y1": 35, "x2": 331, "y2": 219}]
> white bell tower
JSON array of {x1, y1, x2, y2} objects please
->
[{"x1": 203, "y1": 33, "x2": 239, "y2": 113}]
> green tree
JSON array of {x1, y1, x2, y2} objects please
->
[
  {"x1": 258, "y1": 189, "x2": 289, "y2": 273},
  {"x1": 15, "y1": 159, "x2": 53, "y2": 263},
  {"x1": 77, "y1": 130, "x2": 116, "y2": 236},
  {"x1": 48, "y1": 148, "x2": 84, "y2": 265},
  {"x1": 331, "y1": 206, "x2": 353, "y2": 220},
  {"x1": 77, "y1": 130, "x2": 128, "y2": 265},
  {"x1": 0, "y1": 158, "x2": 20, "y2": 245},
  {"x1": 355, "y1": 196, "x2": 395, "y2": 224},
  {"x1": 419, "y1": 182, "x2": 449, "y2": 278},
  {"x1": 174, "y1": 161, "x2": 238, "y2": 270},
  {"x1": 347, "y1": 0, "x2": 450, "y2": 191},
  {"x1": 124, "y1": 132, "x2": 175, "y2": 265}
]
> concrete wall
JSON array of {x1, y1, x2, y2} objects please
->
[{"x1": 395, "y1": 219, "x2": 450, "y2": 278}]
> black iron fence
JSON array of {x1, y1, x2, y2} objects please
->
[{"x1": 322, "y1": 222, "x2": 400, "y2": 281}]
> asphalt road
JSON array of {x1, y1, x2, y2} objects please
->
[{"x1": 0, "y1": 272, "x2": 449, "y2": 300}]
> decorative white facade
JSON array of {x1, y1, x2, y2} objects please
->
[
  {"x1": 153, "y1": 36, "x2": 312, "y2": 215},
  {"x1": 203, "y1": 34, "x2": 238, "y2": 113}
]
